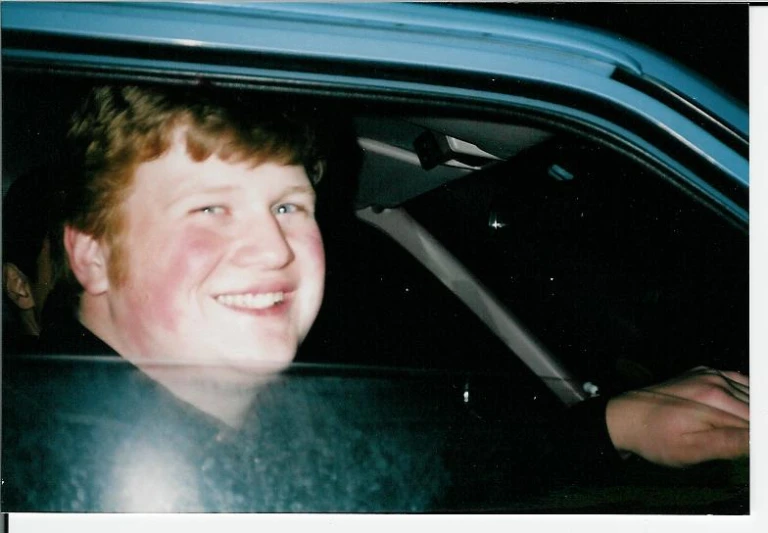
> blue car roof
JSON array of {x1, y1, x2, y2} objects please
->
[{"x1": 1, "y1": 1, "x2": 746, "y2": 136}]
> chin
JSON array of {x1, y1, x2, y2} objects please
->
[
  {"x1": 230, "y1": 346, "x2": 296, "y2": 374},
  {"x1": 240, "y1": 358, "x2": 293, "y2": 375}
]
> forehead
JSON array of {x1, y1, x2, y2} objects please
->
[{"x1": 129, "y1": 134, "x2": 312, "y2": 202}]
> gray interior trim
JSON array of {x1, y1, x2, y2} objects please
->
[{"x1": 357, "y1": 206, "x2": 588, "y2": 406}]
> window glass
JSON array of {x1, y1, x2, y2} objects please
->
[{"x1": 404, "y1": 137, "x2": 749, "y2": 393}]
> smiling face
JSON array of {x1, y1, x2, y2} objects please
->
[{"x1": 86, "y1": 131, "x2": 325, "y2": 380}]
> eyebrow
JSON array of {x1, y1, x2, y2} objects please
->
[
  {"x1": 165, "y1": 183, "x2": 316, "y2": 211},
  {"x1": 164, "y1": 185, "x2": 238, "y2": 210},
  {"x1": 280, "y1": 185, "x2": 316, "y2": 198}
]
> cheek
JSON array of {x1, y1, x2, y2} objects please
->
[
  {"x1": 131, "y1": 227, "x2": 227, "y2": 332},
  {"x1": 297, "y1": 228, "x2": 326, "y2": 318},
  {"x1": 300, "y1": 227, "x2": 326, "y2": 283},
  {"x1": 168, "y1": 227, "x2": 227, "y2": 284}
]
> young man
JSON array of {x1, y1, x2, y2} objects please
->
[
  {"x1": 53, "y1": 85, "x2": 326, "y2": 426},
  {"x1": 3, "y1": 85, "x2": 450, "y2": 512},
  {"x1": 2, "y1": 84, "x2": 749, "y2": 512}
]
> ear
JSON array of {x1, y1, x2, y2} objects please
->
[
  {"x1": 2, "y1": 262, "x2": 35, "y2": 310},
  {"x1": 64, "y1": 225, "x2": 110, "y2": 295}
]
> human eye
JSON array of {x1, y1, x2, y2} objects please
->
[
  {"x1": 273, "y1": 203, "x2": 300, "y2": 216},
  {"x1": 194, "y1": 205, "x2": 228, "y2": 216},
  {"x1": 273, "y1": 190, "x2": 316, "y2": 217}
]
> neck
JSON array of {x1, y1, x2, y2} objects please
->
[
  {"x1": 78, "y1": 294, "x2": 270, "y2": 428},
  {"x1": 78, "y1": 293, "x2": 274, "y2": 428},
  {"x1": 78, "y1": 292, "x2": 123, "y2": 351},
  {"x1": 136, "y1": 365, "x2": 270, "y2": 428}
]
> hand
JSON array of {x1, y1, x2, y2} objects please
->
[{"x1": 605, "y1": 366, "x2": 749, "y2": 467}]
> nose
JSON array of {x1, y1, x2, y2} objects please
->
[{"x1": 230, "y1": 213, "x2": 294, "y2": 270}]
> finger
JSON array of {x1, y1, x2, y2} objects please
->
[
  {"x1": 710, "y1": 370, "x2": 749, "y2": 404},
  {"x1": 726, "y1": 385, "x2": 750, "y2": 405},
  {"x1": 681, "y1": 370, "x2": 750, "y2": 407},
  {"x1": 682, "y1": 427, "x2": 750, "y2": 464},
  {"x1": 692, "y1": 374, "x2": 749, "y2": 400},
  {"x1": 684, "y1": 366, "x2": 716, "y2": 379},
  {"x1": 688, "y1": 367, "x2": 749, "y2": 388},
  {"x1": 717, "y1": 370, "x2": 750, "y2": 390},
  {"x1": 645, "y1": 387, "x2": 750, "y2": 423},
  {"x1": 696, "y1": 389, "x2": 750, "y2": 422},
  {"x1": 695, "y1": 368, "x2": 749, "y2": 388},
  {"x1": 643, "y1": 383, "x2": 750, "y2": 422}
]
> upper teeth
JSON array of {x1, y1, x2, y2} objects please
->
[{"x1": 216, "y1": 292, "x2": 285, "y2": 309}]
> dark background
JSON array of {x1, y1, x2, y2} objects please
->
[{"x1": 470, "y1": 3, "x2": 749, "y2": 105}]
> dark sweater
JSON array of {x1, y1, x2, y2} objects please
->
[{"x1": 2, "y1": 316, "x2": 623, "y2": 513}]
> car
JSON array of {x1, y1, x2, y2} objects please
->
[{"x1": 1, "y1": 1, "x2": 749, "y2": 515}]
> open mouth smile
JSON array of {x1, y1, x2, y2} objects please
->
[{"x1": 215, "y1": 292, "x2": 286, "y2": 310}]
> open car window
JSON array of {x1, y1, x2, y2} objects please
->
[
  {"x1": 1, "y1": 2, "x2": 748, "y2": 516},
  {"x1": 402, "y1": 135, "x2": 749, "y2": 393}
]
